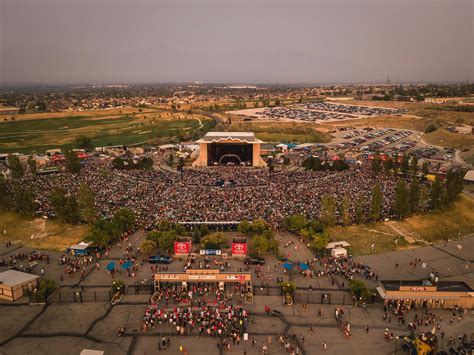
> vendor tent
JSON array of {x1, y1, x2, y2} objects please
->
[
  {"x1": 106, "y1": 261, "x2": 115, "y2": 271},
  {"x1": 283, "y1": 262, "x2": 294, "y2": 270},
  {"x1": 122, "y1": 261, "x2": 133, "y2": 270}
]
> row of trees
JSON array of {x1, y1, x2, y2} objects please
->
[
  {"x1": 370, "y1": 153, "x2": 427, "y2": 178},
  {"x1": 302, "y1": 157, "x2": 349, "y2": 171},
  {"x1": 49, "y1": 184, "x2": 97, "y2": 224}
]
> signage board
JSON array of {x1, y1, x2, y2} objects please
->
[
  {"x1": 174, "y1": 241, "x2": 191, "y2": 255},
  {"x1": 199, "y1": 249, "x2": 222, "y2": 256},
  {"x1": 232, "y1": 242, "x2": 247, "y2": 256}
]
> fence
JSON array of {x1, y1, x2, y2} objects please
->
[
  {"x1": 294, "y1": 291, "x2": 351, "y2": 305},
  {"x1": 48, "y1": 289, "x2": 112, "y2": 303},
  {"x1": 124, "y1": 283, "x2": 154, "y2": 295}
]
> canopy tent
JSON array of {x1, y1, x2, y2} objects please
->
[
  {"x1": 298, "y1": 263, "x2": 309, "y2": 271},
  {"x1": 106, "y1": 261, "x2": 115, "y2": 271},
  {"x1": 122, "y1": 261, "x2": 133, "y2": 270},
  {"x1": 282, "y1": 262, "x2": 294, "y2": 270}
]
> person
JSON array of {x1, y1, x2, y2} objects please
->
[
  {"x1": 320, "y1": 340, "x2": 327, "y2": 351},
  {"x1": 366, "y1": 325, "x2": 369, "y2": 333}
]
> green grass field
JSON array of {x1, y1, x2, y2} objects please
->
[
  {"x1": 0, "y1": 113, "x2": 211, "y2": 153},
  {"x1": 0, "y1": 212, "x2": 88, "y2": 251},
  {"x1": 329, "y1": 194, "x2": 474, "y2": 255}
]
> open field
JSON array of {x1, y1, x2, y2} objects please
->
[
  {"x1": 329, "y1": 194, "x2": 474, "y2": 255},
  {"x1": 423, "y1": 128, "x2": 474, "y2": 150},
  {"x1": 0, "y1": 212, "x2": 88, "y2": 250},
  {"x1": 0, "y1": 111, "x2": 213, "y2": 153}
]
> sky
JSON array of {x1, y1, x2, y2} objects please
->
[{"x1": 0, "y1": 0, "x2": 473, "y2": 85}]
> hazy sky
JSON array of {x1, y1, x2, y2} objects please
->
[{"x1": 1, "y1": 0, "x2": 473, "y2": 85}]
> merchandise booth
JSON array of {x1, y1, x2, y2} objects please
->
[
  {"x1": 378, "y1": 280, "x2": 474, "y2": 309},
  {"x1": 231, "y1": 237, "x2": 247, "y2": 258}
]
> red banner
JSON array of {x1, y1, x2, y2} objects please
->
[
  {"x1": 232, "y1": 243, "x2": 247, "y2": 256},
  {"x1": 174, "y1": 241, "x2": 191, "y2": 255}
]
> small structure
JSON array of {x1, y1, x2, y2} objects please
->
[
  {"x1": 0, "y1": 270, "x2": 39, "y2": 301},
  {"x1": 331, "y1": 247, "x2": 347, "y2": 258},
  {"x1": 80, "y1": 350, "x2": 105, "y2": 355},
  {"x1": 326, "y1": 241, "x2": 350, "y2": 250},
  {"x1": 464, "y1": 170, "x2": 474, "y2": 184}
]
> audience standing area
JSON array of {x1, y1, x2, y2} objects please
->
[{"x1": 0, "y1": 270, "x2": 39, "y2": 301}]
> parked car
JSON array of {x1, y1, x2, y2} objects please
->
[
  {"x1": 244, "y1": 257, "x2": 265, "y2": 265},
  {"x1": 148, "y1": 255, "x2": 172, "y2": 264}
]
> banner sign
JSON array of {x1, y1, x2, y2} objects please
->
[
  {"x1": 174, "y1": 241, "x2": 191, "y2": 255},
  {"x1": 199, "y1": 249, "x2": 222, "y2": 256},
  {"x1": 232, "y1": 242, "x2": 247, "y2": 256}
]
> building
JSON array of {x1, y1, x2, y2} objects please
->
[
  {"x1": 377, "y1": 280, "x2": 474, "y2": 309},
  {"x1": 193, "y1": 132, "x2": 266, "y2": 167},
  {"x1": 464, "y1": 170, "x2": 474, "y2": 184},
  {"x1": 0, "y1": 270, "x2": 39, "y2": 301}
]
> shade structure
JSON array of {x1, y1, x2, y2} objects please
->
[
  {"x1": 298, "y1": 263, "x2": 309, "y2": 270},
  {"x1": 283, "y1": 262, "x2": 294, "y2": 270},
  {"x1": 122, "y1": 261, "x2": 133, "y2": 270},
  {"x1": 106, "y1": 261, "x2": 115, "y2": 271}
]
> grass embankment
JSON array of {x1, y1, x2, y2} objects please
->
[
  {"x1": 0, "y1": 111, "x2": 211, "y2": 153},
  {"x1": 328, "y1": 194, "x2": 474, "y2": 255},
  {"x1": 0, "y1": 212, "x2": 88, "y2": 250},
  {"x1": 219, "y1": 121, "x2": 332, "y2": 143}
]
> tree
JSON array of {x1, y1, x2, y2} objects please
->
[
  {"x1": 0, "y1": 175, "x2": 11, "y2": 211},
  {"x1": 408, "y1": 179, "x2": 421, "y2": 214},
  {"x1": 238, "y1": 220, "x2": 252, "y2": 235},
  {"x1": 308, "y1": 231, "x2": 329, "y2": 252},
  {"x1": 283, "y1": 214, "x2": 308, "y2": 232},
  {"x1": 422, "y1": 161, "x2": 429, "y2": 176},
  {"x1": 64, "y1": 149, "x2": 81, "y2": 173},
  {"x1": 445, "y1": 169, "x2": 464, "y2": 204},
  {"x1": 112, "y1": 208, "x2": 135, "y2": 232},
  {"x1": 137, "y1": 156, "x2": 154, "y2": 170},
  {"x1": 394, "y1": 180, "x2": 410, "y2": 219},
  {"x1": 369, "y1": 184, "x2": 383, "y2": 222},
  {"x1": 251, "y1": 219, "x2": 271, "y2": 234},
  {"x1": 349, "y1": 279, "x2": 371, "y2": 302},
  {"x1": 7, "y1": 154, "x2": 24, "y2": 179},
  {"x1": 77, "y1": 183, "x2": 97, "y2": 223},
  {"x1": 340, "y1": 195, "x2": 351, "y2": 226},
  {"x1": 252, "y1": 234, "x2": 271, "y2": 256},
  {"x1": 112, "y1": 157, "x2": 125, "y2": 170},
  {"x1": 400, "y1": 155, "x2": 410, "y2": 176},
  {"x1": 430, "y1": 177, "x2": 444, "y2": 210},
  {"x1": 74, "y1": 136, "x2": 95, "y2": 151},
  {"x1": 411, "y1": 156, "x2": 419, "y2": 175},
  {"x1": 371, "y1": 155, "x2": 382, "y2": 176},
  {"x1": 425, "y1": 124, "x2": 437, "y2": 133},
  {"x1": 158, "y1": 230, "x2": 177, "y2": 252},
  {"x1": 320, "y1": 194, "x2": 337, "y2": 226},
  {"x1": 11, "y1": 182, "x2": 36, "y2": 216},
  {"x1": 201, "y1": 232, "x2": 225, "y2": 249},
  {"x1": 355, "y1": 198, "x2": 366, "y2": 224},
  {"x1": 383, "y1": 158, "x2": 394, "y2": 174},
  {"x1": 27, "y1": 156, "x2": 37, "y2": 175},
  {"x1": 86, "y1": 219, "x2": 120, "y2": 247},
  {"x1": 49, "y1": 187, "x2": 80, "y2": 223},
  {"x1": 140, "y1": 240, "x2": 157, "y2": 254}
]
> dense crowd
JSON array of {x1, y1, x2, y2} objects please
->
[
  {"x1": 142, "y1": 303, "x2": 249, "y2": 339},
  {"x1": 26, "y1": 157, "x2": 426, "y2": 227}
]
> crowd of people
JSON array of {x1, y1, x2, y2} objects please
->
[
  {"x1": 26, "y1": 157, "x2": 423, "y2": 228},
  {"x1": 142, "y1": 303, "x2": 249, "y2": 339}
]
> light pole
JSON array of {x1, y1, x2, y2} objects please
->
[{"x1": 395, "y1": 335, "x2": 399, "y2": 355}]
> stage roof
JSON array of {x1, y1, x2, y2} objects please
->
[{"x1": 196, "y1": 131, "x2": 263, "y2": 144}]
